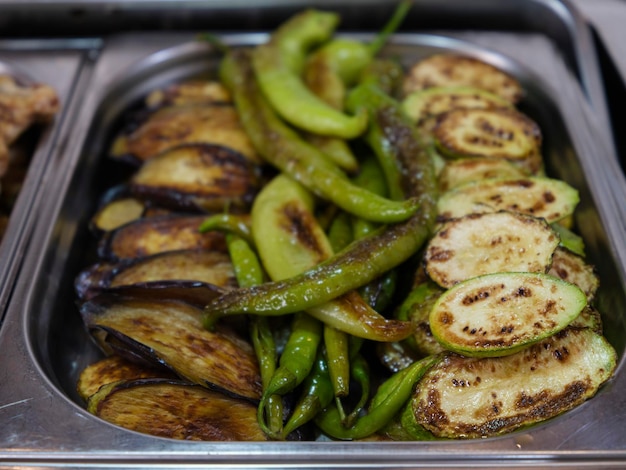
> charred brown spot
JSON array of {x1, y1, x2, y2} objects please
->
[
  {"x1": 281, "y1": 202, "x2": 326, "y2": 258},
  {"x1": 428, "y1": 246, "x2": 454, "y2": 262}
]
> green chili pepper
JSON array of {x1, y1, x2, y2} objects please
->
[
  {"x1": 280, "y1": 350, "x2": 334, "y2": 439},
  {"x1": 244, "y1": 172, "x2": 412, "y2": 342},
  {"x1": 327, "y1": 211, "x2": 353, "y2": 253},
  {"x1": 350, "y1": 154, "x2": 387, "y2": 240},
  {"x1": 199, "y1": 213, "x2": 254, "y2": 247},
  {"x1": 263, "y1": 312, "x2": 323, "y2": 398},
  {"x1": 342, "y1": 353, "x2": 370, "y2": 428},
  {"x1": 315, "y1": 355, "x2": 438, "y2": 440},
  {"x1": 253, "y1": 10, "x2": 368, "y2": 139},
  {"x1": 324, "y1": 325, "x2": 350, "y2": 399},
  {"x1": 220, "y1": 49, "x2": 419, "y2": 224},
  {"x1": 207, "y1": 68, "x2": 437, "y2": 322}
]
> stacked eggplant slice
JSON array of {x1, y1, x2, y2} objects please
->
[{"x1": 75, "y1": 11, "x2": 616, "y2": 442}]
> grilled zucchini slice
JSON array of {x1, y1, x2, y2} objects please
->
[
  {"x1": 402, "y1": 86, "x2": 511, "y2": 124},
  {"x1": 437, "y1": 176, "x2": 579, "y2": 224},
  {"x1": 433, "y1": 108, "x2": 542, "y2": 174},
  {"x1": 411, "y1": 327, "x2": 616, "y2": 438},
  {"x1": 425, "y1": 211, "x2": 559, "y2": 288},
  {"x1": 429, "y1": 272, "x2": 587, "y2": 357},
  {"x1": 88, "y1": 379, "x2": 267, "y2": 441},
  {"x1": 403, "y1": 54, "x2": 523, "y2": 103},
  {"x1": 548, "y1": 246, "x2": 599, "y2": 301},
  {"x1": 438, "y1": 157, "x2": 527, "y2": 192}
]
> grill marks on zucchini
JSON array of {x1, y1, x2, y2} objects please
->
[
  {"x1": 425, "y1": 211, "x2": 559, "y2": 288},
  {"x1": 411, "y1": 327, "x2": 616, "y2": 438},
  {"x1": 429, "y1": 272, "x2": 586, "y2": 357},
  {"x1": 437, "y1": 176, "x2": 579, "y2": 224},
  {"x1": 402, "y1": 54, "x2": 523, "y2": 103}
]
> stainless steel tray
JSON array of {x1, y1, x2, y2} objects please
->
[
  {"x1": 0, "y1": 29, "x2": 624, "y2": 468},
  {"x1": 0, "y1": 46, "x2": 94, "y2": 326}
]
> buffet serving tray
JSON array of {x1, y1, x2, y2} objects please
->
[{"x1": 0, "y1": 1, "x2": 624, "y2": 468}]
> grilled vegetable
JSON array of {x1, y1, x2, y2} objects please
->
[
  {"x1": 425, "y1": 211, "x2": 559, "y2": 288},
  {"x1": 402, "y1": 86, "x2": 511, "y2": 124},
  {"x1": 145, "y1": 80, "x2": 232, "y2": 108},
  {"x1": 429, "y1": 272, "x2": 587, "y2": 357},
  {"x1": 77, "y1": 355, "x2": 176, "y2": 401},
  {"x1": 75, "y1": 249, "x2": 236, "y2": 300},
  {"x1": 551, "y1": 223, "x2": 585, "y2": 257},
  {"x1": 110, "y1": 103, "x2": 260, "y2": 164},
  {"x1": 81, "y1": 294, "x2": 262, "y2": 401},
  {"x1": 129, "y1": 143, "x2": 261, "y2": 213},
  {"x1": 437, "y1": 176, "x2": 579, "y2": 224},
  {"x1": 410, "y1": 327, "x2": 616, "y2": 438},
  {"x1": 548, "y1": 246, "x2": 599, "y2": 301},
  {"x1": 571, "y1": 305, "x2": 603, "y2": 334},
  {"x1": 438, "y1": 157, "x2": 527, "y2": 192},
  {"x1": 97, "y1": 214, "x2": 226, "y2": 261},
  {"x1": 403, "y1": 54, "x2": 523, "y2": 103},
  {"x1": 433, "y1": 108, "x2": 542, "y2": 174},
  {"x1": 88, "y1": 379, "x2": 267, "y2": 441}
]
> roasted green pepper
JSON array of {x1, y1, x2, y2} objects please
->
[
  {"x1": 253, "y1": 10, "x2": 368, "y2": 139},
  {"x1": 220, "y1": 48, "x2": 419, "y2": 224}
]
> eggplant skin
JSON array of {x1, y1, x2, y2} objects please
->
[
  {"x1": 129, "y1": 143, "x2": 262, "y2": 213},
  {"x1": 97, "y1": 214, "x2": 227, "y2": 261},
  {"x1": 80, "y1": 294, "x2": 262, "y2": 401},
  {"x1": 75, "y1": 249, "x2": 237, "y2": 301},
  {"x1": 88, "y1": 379, "x2": 267, "y2": 441}
]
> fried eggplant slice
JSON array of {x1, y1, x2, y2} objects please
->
[
  {"x1": 402, "y1": 86, "x2": 512, "y2": 124},
  {"x1": 145, "y1": 80, "x2": 232, "y2": 108},
  {"x1": 429, "y1": 272, "x2": 587, "y2": 357},
  {"x1": 75, "y1": 249, "x2": 236, "y2": 301},
  {"x1": 411, "y1": 327, "x2": 616, "y2": 438},
  {"x1": 437, "y1": 176, "x2": 579, "y2": 224},
  {"x1": 548, "y1": 246, "x2": 599, "y2": 301},
  {"x1": 438, "y1": 157, "x2": 527, "y2": 192},
  {"x1": 97, "y1": 214, "x2": 226, "y2": 261},
  {"x1": 433, "y1": 108, "x2": 542, "y2": 174},
  {"x1": 425, "y1": 211, "x2": 559, "y2": 288},
  {"x1": 80, "y1": 294, "x2": 262, "y2": 401},
  {"x1": 77, "y1": 355, "x2": 177, "y2": 402},
  {"x1": 110, "y1": 103, "x2": 260, "y2": 164},
  {"x1": 87, "y1": 379, "x2": 267, "y2": 441},
  {"x1": 129, "y1": 143, "x2": 260, "y2": 213},
  {"x1": 402, "y1": 54, "x2": 523, "y2": 103}
]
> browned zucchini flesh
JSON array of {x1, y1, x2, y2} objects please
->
[
  {"x1": 438, "y1": 157, "x2": 527, "y2": 192},
  {"x1": 129, "y1": 143, "x2": 261, "y2": 213},
  {"x1": 403, "y1": 54, "x2": 523, "y2": 103},
  {"x1": 410, "y1": 327, "x2": 616, "y2": 438},
  {"x1": 97, "y1": 214, "x2": 226, "y2": 261},
  {"x1": 424, "y1": 211, "x2": 559, "y2": 288},
  {"x1": 80, "y1": 294, "x2": 262, "y2": 401},
  {"x1": 110, "y1": 103, "x2": 260, "y2": 164},
  {"x1": 429, "y1": 272, "x2": 587, "y2": 357},
  {"x1": 77, "y1": 355, "x2": 177, "y2": 402},
  {"x1": 437, "y1": 177, "x2": 579, "y2": 224},
  {"x1": 548, "y1": 246, "x2": 599, "y2": 301},
  {"x1": 402, "y1": 86, "x2": 512, "y2": 125},
  {"x1": 433, "y1": 108, "x2": 542, "y2": 174},
  {"x1": 87, "y1": 379, "x2": 267, "y2": 441}
]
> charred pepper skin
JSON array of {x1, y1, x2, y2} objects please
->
[
  {"x1": 220, "y1": 49, "x2": 420, "y2": 224},
  {"x1": 208, "y1": 55, "x2": 437, "y2": 326},
  {"x1": 253, "y1": 10, "x2": 368, "y2": 139}
]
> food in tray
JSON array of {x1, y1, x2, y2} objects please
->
[
  {"x1": 0, "y1": 72, "x2": 59, "y2": 240},
  {"x1": 74, "y1": 6, "x2": 616, "y2": 442}
]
